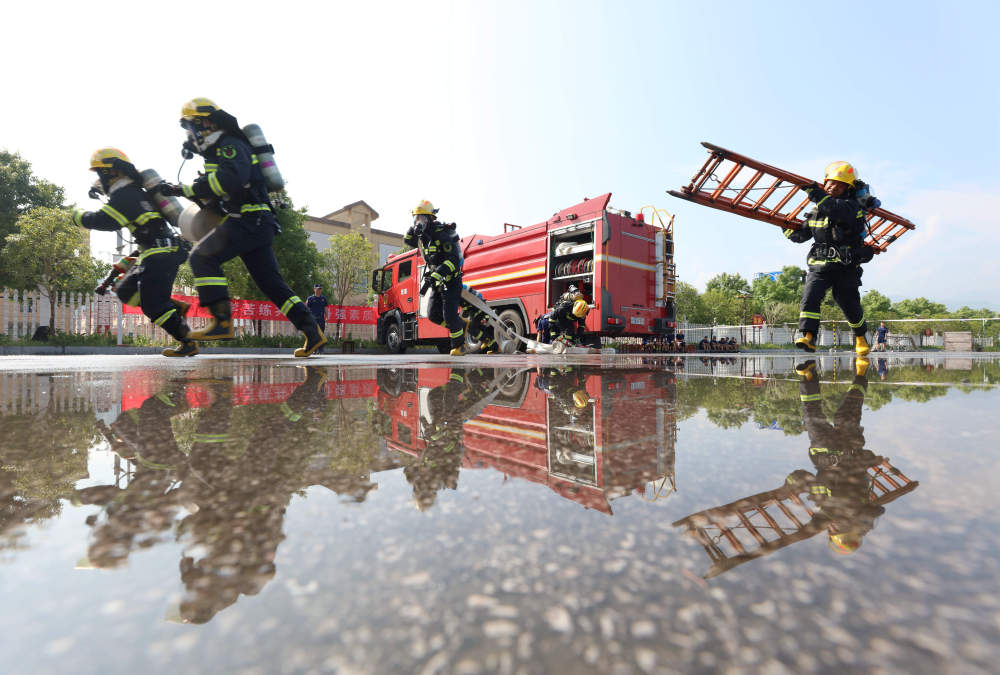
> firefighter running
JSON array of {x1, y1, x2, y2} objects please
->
[
  {"x1": 157, "y1": 98, "x2": 326, "y2": 358},
  {"x1": 71, "y1": 149, "x2": 196, "y2": 357},
  {"x1": 405, "y1": 200, "x2": 468, "y2": 355},
  {"x1": 784, "y1": 162, "x2": 881, "y2": 356}
]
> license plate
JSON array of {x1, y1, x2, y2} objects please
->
[{"x1": 630, "y1": 317, "x2": 645, "y2": 325}]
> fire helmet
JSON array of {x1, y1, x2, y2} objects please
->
[
  {"x1": 180, "y1": 97, "x2": 220, "y2": 121},
  {"x1": 829, "y1": 532, "x2": 862, "y2": 555},
  {"x1": 89, "y1": 148, "x2": 133, "y2": 172},
  {"x1": 572, "y1": 299, "x2": 589, "y2": 319},
  {"x1": 572, "y1": 390, "x2": 589, "y2": 409},
  {"x1": 824, "y1": 161, "x2": 856, "y2": 186},
  {"x1": 412, "y1": 200, "x2": 438, "y2": 216}
]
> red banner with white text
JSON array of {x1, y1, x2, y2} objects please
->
[{"x1": 123, "y1": 295, "x2": 376, "y2": 324}]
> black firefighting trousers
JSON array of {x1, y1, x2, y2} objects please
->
[
  {"x1": 188, "y1": 212, "x2": 315, "y2": 330},
  {"x1": 798, "y1": 263, "x2": 867, "y2": 337},
  {"x1": 115, "y1": 247, "x2": 189, "y2": 341}
]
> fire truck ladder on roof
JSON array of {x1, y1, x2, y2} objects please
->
[
  {"x1": 640, "y1": 206, "x2": 677, "y2": 308},
  {"x1": 672, "y1": 457, "x2": 919, "y2": 579},
  {"x1": 668, "y1": 142, "x2": 917, "y2": 254}
]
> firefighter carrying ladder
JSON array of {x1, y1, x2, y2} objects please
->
[
  {"x1": 672, "y1": 457, "x2": 918, "y2": 579},
  {"x1": 669, "y1": 142, "x2": 916, "y2": 254}
]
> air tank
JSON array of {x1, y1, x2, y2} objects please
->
[
  {"x1": 242, "y1": 123, "x2": 285, "y2": 192},
  {"x1": 178, "y1": 203, "x2": 224, "y2": 243},
  {"x1": 140, "y1": 169, "x2": 184, "y2": 227}
]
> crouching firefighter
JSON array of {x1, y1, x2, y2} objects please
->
[
  {"x1": 158, "y1": 98, "x2": 325, "y2": 357},
  {"x1": 406, "y1": 200, "x2": 467, "y2": 356},
  {"x1": 549, "y1": 289, "x2": 589, "y2": 349},
  {"x1": 783, "y1": 161, "x2": 880, "y2": 356},
  {"x1": 71, "y1": 149, "x2": 196, "y2": 357},
  {"x1": 461, "y1": 285, "x2": 497, "y2": 354}
]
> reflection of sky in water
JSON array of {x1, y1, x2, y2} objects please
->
[{"x1": 0, "y1": 357, "x2": 998, "y2": 673}]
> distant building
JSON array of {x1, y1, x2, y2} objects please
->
[{"x1": 303, "y1": 201, "x2": 406, "y2": 306}]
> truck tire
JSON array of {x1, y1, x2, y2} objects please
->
[
  {"x1": 497, "y1": 308, "x2": 526, "y2": 352},
  {"x1": 386, "y1": 321, "x2": 406, "y2": 354}
]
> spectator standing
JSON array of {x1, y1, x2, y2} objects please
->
[{"x1": 875, "y1": 322, "x2": 889, "y2": 352}]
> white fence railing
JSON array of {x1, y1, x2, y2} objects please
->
[{"x1": 1, "y1": 289, "x2": 375, "y2": 343}]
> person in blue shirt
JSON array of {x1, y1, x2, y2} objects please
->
[
  {"x1": 307, "y1": 285, "x2": 328, "y2": 334},
  {"x1": 875, "y1": 321, "x2": 889, "y2": 352}
]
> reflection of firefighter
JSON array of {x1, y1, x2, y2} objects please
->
[
  {"x1": 177, "y1": 368, "x2": 329, "y2": 623},
  {"x1": 403, "y1": 368, "x2": 495, "y2": 510},
  {"x1": 405, "y1": 200, "x2": 467, "y2": 355},
  {"x1": 674, "y1": 357, "x2": 918, "y2": 578},
  {"x1": 80, "y1": 383, "x2": 192, "y2": 568},
  {"x1": 789, "y1": 358, "x2": 883, "y2": 554}
]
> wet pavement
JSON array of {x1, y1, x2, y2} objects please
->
[{"x1": 1, "y1": 353, "x2": 998, "y2": 674}]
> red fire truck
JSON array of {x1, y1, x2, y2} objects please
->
[
  {"x1": 371, "y1": 193, "x2": 676, "y2": 352},
  {"x1": 375, "y1": 365, "x2": 677, "y2": 514}
]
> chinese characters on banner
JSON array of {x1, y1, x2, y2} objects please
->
[{"x1": 123, "y1": 296, "x2": 376, "y2": 325}]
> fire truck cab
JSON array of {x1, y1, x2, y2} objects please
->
[{"x1": 372, "y1": 193, "x2": 676, "y2": 353}]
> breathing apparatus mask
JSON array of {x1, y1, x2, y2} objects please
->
[
  {"x1": 412, "y1": 213, "x2": 435, "y2": 238},
  {"x1": 180, "y1": 117, "x2": 224, "y2": 156}
]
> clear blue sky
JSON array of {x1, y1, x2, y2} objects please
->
[{"x1": 4, "y1": 1, "x2": 998, "y2": 308}]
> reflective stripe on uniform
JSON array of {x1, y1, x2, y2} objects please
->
[
  {"x1": 807, "y1": 216, "x2": 829, "y2": 228},
  {"x1": 182, "y1": 184, "x2": 195, "y2": 198},
  {"x1": 100, "y1": 204, "x2": 129, "y2": 227},
  {"x1": 816, "y1": 195, "x2": 830, "y2": 208},
  {"x1": 811, "y1": 485, "x2": 833, "y2": 496},
  {"x1": 138, "y1": 246, "x2": 178, "y2": 262},
  {"x1": 240, "y1": 203, "x2": 270, "y2": 213},
  {"x1": 126, "y1": 292, "x2": 140, "y2": 307},
  {"x1": 250, "y1": 154, "x2": 259, "y2": 165},
  {"x1": 809, "y1": 447, "x2": 830, "y2": 455},
  {"x1": 204, "y1": 163, "x2": 219, "y2": 171},
  {"x1": 280, "y1": 402, "x2": 301, "y2": 422},
  {"x1": 135, "y1": 211, "x2": 160, "y2": 226},
  {"x1": 207, "y1": 172, "x2": 229, "y2": 199},
  {"x1": 155, "y1": 393, "x2": 176, "y2": 407},
  {"x1": 450, "y1": 373, "x2": 464, "y2": 383},
  {"x1": 800, "y1": 311, "x2": 821, "y2": 320},
  {"x1": 848, "y1": 316, "x2": 865, "y2": 328},
  {"x1": 192, "y1": 433, "x2": 231, "y2": 443},
  {"x1": 800, "y1": 393, "x2": 821, "y2": 401},
  {"x1": 194, "y1": 276, "x2": 228, "y2": 287},
  {"x1": 280, "y1": 296, "x2": 302, "y2": 315},
  {"x1": 154, "y1": 308, "x2": 177, "y2": 326}
]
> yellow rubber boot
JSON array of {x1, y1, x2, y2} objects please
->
[
  {"x1": 294, "y1": 324, "x2": 327, "y2": 358},
  {"x1": 795, "y1": 360, "x2": 817, "y2": 381},
  {"x1": 855, "y1": 356, "x2": 870, "y2": 377},
  {"x1": 795, "y1": 331, "x2": 817, "y2": 353},
  {"x1": 855, "y1": 335, "x2": 871, "y2": 357},
  {"x1": 162, "y1": 340, "x2": 199, "y2": 357},
  {"x1": 187, "y1": 301, "x2": 234, "y2": 341}
]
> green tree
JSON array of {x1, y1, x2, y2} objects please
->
[
  {"x1": 705, "y1": 272, "x2": 750, "y2": 297},
  {"x1": 0, "y1": 151, "x2": 66, "y2": 286},
  {"x1": 891, "y1": 297, "x2": 947, "y2": 318},
  {"x1": 674, "y1": 281, "x2": 706, "y2": 323},
  {"x1": 2, "y1": 207, "x2": 107, "y2": 333},
  {"x1": 861, "y1": 289, "x2": 892, "y2": 317},
  {"x1": 319, "y1": 231, "x2": 377, "y2": 332},
  {"x1": 701, "y1": 289, "x2": 741, "y2": 325}
]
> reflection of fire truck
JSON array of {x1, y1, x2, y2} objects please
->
[
  {"x1": 375, "y1": 366, "x2": 677, "y2": 514},
  {"x1": 371, "y1": 194, "x2": 676, "y2": 353}
]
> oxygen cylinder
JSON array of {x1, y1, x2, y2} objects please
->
[
  {"x1": 140, "y1": 169, "x2": 183, "y2": 227},
  {"x1": 241, "y1": 123, "x2": 285, "y2": 192},
  {"x1": 178, "y1": 203, "x2": 225, "y2": 243}
]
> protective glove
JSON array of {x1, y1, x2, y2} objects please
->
[
  {"x1": 88, "y1": 185, "x2": 104, "y2": 200},
  {"x1": 429, "y1": 270, "x2": 447, "y2": 290},
  {"x1": 155, "y1": 182, "x2": 184, "y2": 197},
  {"x1": 803, "y1": 182, "x2": 825, "y2": 202}
]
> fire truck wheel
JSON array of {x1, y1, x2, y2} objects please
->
[
  {"x1": 497, "y1": 308, "x2": 526, "y2": 351},
  {"x1": 385, "y1": 321, "x2": 406, "y2": 354}
]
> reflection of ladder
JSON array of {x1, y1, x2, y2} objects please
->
[
  {"x1": 668, "y1": 142, "x2": 916, "y2": 254},
  {"x1": 640, "y1": 207, "x2": 676, "y2": 309},
  {"x1": 673, "y1": 458, "x2": 918, "y2": 578}
]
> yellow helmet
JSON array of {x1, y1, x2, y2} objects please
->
[
  {"x1": 411, "y1": 199, "x2": 438, "y2": 216},
  {"x1": 180, "y1": 97, "x2": 220, "y2": 121},
  {"x1": 824, "y1": 161, "x2": 857, "y2": 186},
  {"x1": 572, "y1": 389, "x2": 589, "y2": 409},
  {"x1": 89, "y1": 147, "x2": 132, "y2": 171},
  {"x1": 572, "y1": 299, "x2": 589, "y2": 319},
  {"x1": 829, "y1": 532, "x2": 862, "y2": 555}
]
